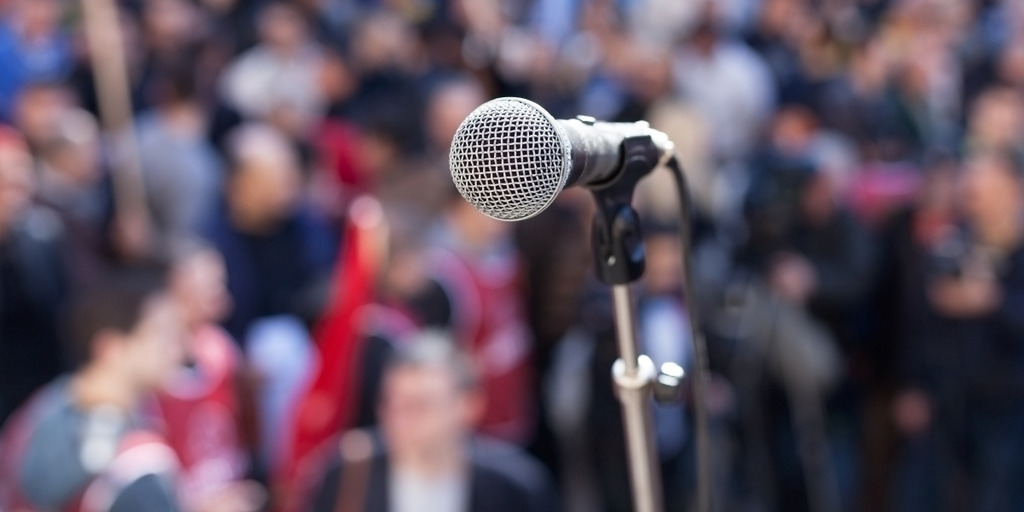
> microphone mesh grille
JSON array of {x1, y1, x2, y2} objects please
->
[{"x1": 449, "y1": 97, "x2": 571, "y2": 221}]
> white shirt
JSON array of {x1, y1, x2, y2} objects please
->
[{"x1": 389, "y1": 467, "x2": 468, "y2": 512}]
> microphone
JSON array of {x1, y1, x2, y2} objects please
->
[{"x1": 449, "y1": 97, "x2": 673, "y2": 221}]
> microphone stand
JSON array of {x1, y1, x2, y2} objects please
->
[{"x1": 586, "y1": 123, "x2": 711, "y2": 512}]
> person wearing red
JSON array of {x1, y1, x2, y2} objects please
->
[
  {"x1": 419, "y1": 190, "x2": 536, "y2": 445},
  {"x1": 155, "y1": 241, "x2": 262, "y2": 511}
]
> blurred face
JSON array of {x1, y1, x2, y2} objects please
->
[
  {"x1": 427, "y1": 84, "x2": 484, "y2": 152},
  {"x1": 229, "y1": 155, "x2": 302, "y2": 231},
  {"x1": 259, "y1": 4, "x2": 307, "y2": 51},
  {"x1": 850, "y1": 42, "x2": 889, "y2": 90},
  {"x1": 318, "y1": 52, "x2": 356, "y2": 104},
  {"x1": 0, "y1": 141, "x2": 34, "y2": 234},
  {"x1": 969, "y1": 90, "x2": 1024, "y2": 150},
  {"x1": 120, "y1": 295, "x2": 186, "y2": 390},
  {"x1": 46, "y1": 110, "x2": 102, "y2": 183},
  {"x1": 171, "y1": 250, "x2": 232, "y2": 327},
  {"x1": 145, "y1": 0, "x2": 196, "y2": 48},
  {"x1": 961, "y1": 154, "x2": 1024, "y2": 229},
  {"x1": 14, "y1": 86, "x2": 73, "y2": 146},
  {"x1": 380, "y1": 366, "x2": 470, "y2": 459},
  {"x1": 350, "y1": 12, "x2": 414, "y2": 72},
  {"x1": 998, "y1": 39, "x2": 1024, "y2": 87},
  {"x1": 771, "y1": 107, "x2": 817, "y2": 156},
  {"x1": 16, "y1": 0, "x2": 60, "y2": 37}
]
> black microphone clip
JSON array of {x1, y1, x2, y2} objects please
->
[{"x1": 587, "y1": 119, "x2": 663, "y2": 285}]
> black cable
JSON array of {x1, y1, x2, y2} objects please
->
[{"x1": 666, "y1": 155, "x2": 713, "y2": 512}]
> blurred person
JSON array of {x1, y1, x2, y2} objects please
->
[
  {"x1": 335, "y1": 10, "x2": 426, "y2": 158},
  {"x1": 11, "y1": 81, "x2": 77, "y2": 151},
  {"x1": 597, "y1": 39, "x2": 673, "y2": 124},
  {"x1": 560, "y1": 0, "x2": 629, "y2": 121},
  {"x1": 743, "y1": 114, "x2": 874, "y2": 338},
  {"x1": 219, "y1": 1, "x2": 326, "y2": 136},
  {"x1": 203, "y1": 123, "x2": 335, "y2": 473},
  {"x1": 14, "y1": 83, "x2": 151, "y2": 273},
  {"x1": 154, "y1": 240, "x2": 263, "y2": 511},
  {"x1": 865, "y1": 151, "x2": 959, "y2": 510},
  {"x1": 142, "y1": 0, "x2": 207, "y2": 59},
  {"x1": 33, "y1": 107, "x2": 114, "y2": 288},
  {"x1": 762, "y1": 104, "x2": 859, "y2": 209},
  {"x1": 672, "y1": 9, "x2": 775, "y2": 167},
  {"x1": 347, "y1": 9, "x2": 419, "y2": 77},
  {"x1": 204, "y1": 122, "x2": 335, "y2": 342},
  {"x1": 418, "y1": 188, "x2": 536, "y2": 446},
  {"x1": 0, "y1": 0, "x2": 72, "y2": 121},
  {"x1": 893, "y1": 149, "x2": 1024, "y2": 512},
  {"x1": 817, "y1": 39, "x2": 921, "y2": 161},
  {"x1": 0, "y1": 269, "x2": 187, "y2": 511},
  {"x1": 963, "y1": 86, "x2": 1024, "y2": 155},
  {"x1": 892, "y1": 37, "x2": 963, "y2": 152},
  {"x1": 0, "y1": 125, "x2": 67, "y2": 425},
  {"x1": 729, "y1": 151, "x2": 873, "y2": 511},
  {"x1": 874, "y1": 152, "x2": 960, "y2": 383},
  {"x1": 453, "y1": 0, "x2": 538, "y2": 94},
  {"x1": 561, "y1": 2, "x2": 671, "y2": 124},
  {"x1": 311, "y1": 332, "x2": 556, "y2": 512},
  {"x1": 137, "y1": 61, "x2": 224, "y2": 249},
  {"x1": 993, "y1": 34, "x2": 1024, "y2": 90},
  {"x1": 417, "y1": 16, "x2": 470, "y2": 75},
  {"x1": 138, "y1": 0, "x2": 212, "y2": 99},
  {"x1": 746, "y1": 0, "x2": 842, "y2": 108}
]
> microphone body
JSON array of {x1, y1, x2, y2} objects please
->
[
  {"x1": 449, "y1": 97, "x2": 672, "y2": 221},
  {"x1": 557, "y1": 118, "x2": 632, "y2": 187}
]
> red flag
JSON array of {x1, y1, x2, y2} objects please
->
[{"x1": 275, "y1": 196, "x2": 383, "y2": 512}]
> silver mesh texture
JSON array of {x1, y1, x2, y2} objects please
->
[{"x1": 449, "y1": 97, "x2": 572, "y2": 221}]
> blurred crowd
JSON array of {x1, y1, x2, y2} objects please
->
[{"x1": 2, "y1": 0, "x2": 1024, "y2": 511}]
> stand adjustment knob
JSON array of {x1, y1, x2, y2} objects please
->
[{"x1": 653, "y1": 362, "x2": 686, "y2": 404}]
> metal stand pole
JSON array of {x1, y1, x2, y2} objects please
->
[
  {"x1": 610, "y1": 284, "x2": 663, "y2": 512},
  {"x1": 584, "y1": 127, "x2": 698, "y2": 512}
]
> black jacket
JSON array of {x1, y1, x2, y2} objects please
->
[
  {"x1": 311, "y1": 433, "x2": 556, "y2": 512},
  {"x1": 902, "y1": 237, "x2": 1024, "y2": 411}
]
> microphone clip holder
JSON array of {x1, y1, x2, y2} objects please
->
[{"x1": 588, "y1": 126, "x2": 662, "y2": 285}]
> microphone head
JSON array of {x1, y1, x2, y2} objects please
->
[{"x1": 449, "y1": 97, "x2": 572, "y2": 221}]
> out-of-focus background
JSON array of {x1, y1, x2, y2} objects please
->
[{"x1": 2, "y1": 0, "x2": 1024, "y2": 511}]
